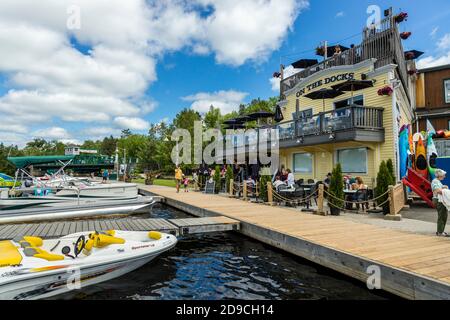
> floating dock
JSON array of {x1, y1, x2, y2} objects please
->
[
  {"x1": 140, "y1": 185, "x2": 450, "y2": 300},
  {"x1": 0, "y1": 216, "x2": 239, "y2": 239}
]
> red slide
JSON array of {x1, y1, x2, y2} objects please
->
[{"x1": 402, "y1": 168, "x2": 435, "y2": 208}]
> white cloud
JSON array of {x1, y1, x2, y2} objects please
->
[
  {"x1": 113, "y1": 117, "x2": 150, "y2": 131},
  {"x1": 0, "y1": 0, "x2": 308, "y2": 145},
  {"x1": 82, "y1": 127, "x2": 120, "y2": 137},
  {"x1": 182, "y1": 90, "x2": 249, "y2": 114},
  {"x1": 33, "y1": 127, "x2": 71, "y2": 140},
  {"x1": 335, "y1": 11, "x2": 344, "y2": 18},
  {"x1": 269, "y1": 65, "x2": 302, "y2": 91},
  {"x1": 430, "y1": 27, "x2": 439, "y2": 38},
  {"x1": 437, "y1": 34, "x2": 450, "y2": 50},
  {"x1": 417, "y1": 52, "x2": 450, "y2": 69}
]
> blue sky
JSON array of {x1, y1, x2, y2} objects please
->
[{"x1": 0, "y1": 0, "x2": 449, "y2": 146}]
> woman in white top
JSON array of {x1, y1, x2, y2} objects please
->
[
  {"x1": 286, "y1": 169, "x2": 295, "y2": 188},
  {"x1": 432, "y1": 169, "x2": 449, "y2": 237}
]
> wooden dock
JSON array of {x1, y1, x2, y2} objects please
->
[
  {"x1": 0, "y1": 216, "x2": 239, "y2": 239},
  {"x1": 140, "y1": 185, "x2": 450, "y2": 300}
]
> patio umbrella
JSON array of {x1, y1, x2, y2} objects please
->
[
  {"x1": 223, "y1": 119, "x2": 243, "y2": 125},
  {"x1": 224, "y1": 124, "x2": 246, "y2": 130},
  {"x1": 247, "y1": 110, "x2": 274, "y2": 119},
  {"x1": 274, "y1": 104, "x2": 284, "y2": 123},
  {"x1": 331, "y1": 80, "x2": 373, "y2": 104},
  {"x1": 291, "y1": 59, "x2": 318, "y2": 69},
  {"x1": 304, "y1": 88, "x2": 344, "y2": 112},
  {"x1": 404, "y1": 50, "x2": 424, "y2": 60},
  {"x1": 235, "y1": 115, "x2": 253, "y2": 123}
]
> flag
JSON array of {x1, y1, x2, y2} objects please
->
[{"x1": 426, "y1": 119, "x2": 436, "y2": 135}]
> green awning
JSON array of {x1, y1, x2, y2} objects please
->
[{"x1": 7, "y1": 155, "x2": 75, "y2": 169}]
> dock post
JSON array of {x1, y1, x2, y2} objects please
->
[
  {"x1": 243, "y1": 182, "x2": 248, "y2": 201},
  {"x1": 267, "y1": 182, "x2": 273, "y2": 205},
  {"x1": 316, "y1": 183, "x2": 326, "y2": 215},
  {"x1": 384, "y1": 185, "x2": 402, "y2": 221},
  {"x1": 229, "y1": 179, "x2": 234, "y2": 197}
]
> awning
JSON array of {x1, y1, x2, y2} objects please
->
[{"x1": 7, "y1": 155, "x2": 75, "y2": 169}]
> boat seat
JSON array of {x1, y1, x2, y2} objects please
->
[
  {"x1": 0, "y1": 240, "x2": 23, "y2": 267},
  {"x1": 84, "y1": 232, "x2": 125, "y2": 251},
  {"x1": 24, "y1": 247, "x2": 64, "y2": 261},
  {"x1": 148, "y1": 231, "x2": 162, "y2": 240},
  {"x1": 19, "y1": 236, "x2": 43, "y2": 249}
]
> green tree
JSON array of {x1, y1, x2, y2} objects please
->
[
  {"x1": 386, "y1": 158, "x2": 396, "y2": 183},
  {"x1": 204, "y1": 105, "x2": 222, "y2": 129},
  {"x1": 259, "y1": 174, "x2": 272, "y2": 202},
  {"x1": 375, "y1": 160, "x2": 393, "y2": 214},
  {"x1": 328, "y1": 163, "x2": 344, "y2": 215},
  {"x1": 99, "y1": 136, "x2": 117, "y2": 156}
]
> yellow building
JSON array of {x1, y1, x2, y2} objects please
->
[{"x1": 275, "y1": 14, "x2": 416, "y2": 187}]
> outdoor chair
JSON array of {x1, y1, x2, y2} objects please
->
[
  {"x1": 307, "y1": 179, "x2": 315, "y2": 184},
  {"x1": 354, "y1": 189, "x2": 369, "y2": 211}
]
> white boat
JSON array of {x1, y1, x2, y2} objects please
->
[
  {"x1": 0, "y1": 230, "x2": 177, "y2": 300},
  {"x1": 0, "y1": 182, "x2": 139, "y2": 210}
]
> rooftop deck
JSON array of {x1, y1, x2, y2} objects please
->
[{"x1": 280, "y1": 15, "x2": 411, "y2": 101}]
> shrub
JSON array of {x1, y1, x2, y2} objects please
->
[
  {"x1": 375, "y1": 160, "x2": 393, "y2": 214},
  {"x1": 259, "y1": 174, "x2": 272, "y2": 202},
  {"x1": 386, "y1": 159, "x2": 396, "y2": 183},
  {"x1": 225, "y1": 165, "x2": 234, "y2": 193},
  {"x1": 328, "y1": 163, "x2": 344, "y2": 212},
  {"x1": 213, "y1": 165, "x2": 221, "y2": 193}
]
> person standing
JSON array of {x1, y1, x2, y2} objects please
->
[
  {"x1": 175, "y1": 165, "x2": 183, "y2": 193},
  {"x1": 432, "y1": 169, "x2": 449, "y2": 237}
]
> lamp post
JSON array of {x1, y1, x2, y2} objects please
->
[{"x1": 116, "y1": 146, "x2": 127, "y2": 181}]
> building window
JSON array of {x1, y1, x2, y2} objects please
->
[
  {"x1": 445, "y1": 79, "x2": 450, "y2": 104},
  {"x1": 337, "y1": 148, "x2": 368, "y2": 174},
  {"x1": 293, "y1": 108, "x2": 313, "y2": 120},
  {"x1": 293, "y1": 153, "x2": 313, "y2": 173}
]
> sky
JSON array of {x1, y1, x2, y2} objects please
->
[{"x1": 1, "y1": 0, "x2": 450, "y2": 147}]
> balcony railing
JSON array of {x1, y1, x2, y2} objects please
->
[
  {"x1": 225, "y1": 106, "x2": 384, "y2": 148},
  {"x1": 272, "y1": 106, "x2": 383, "y2": 142},
  {"x1": 280, "y1": 15, "x2": 409, "y2": 101}
]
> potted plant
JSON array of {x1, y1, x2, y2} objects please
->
[
  {"x1": 378, "y1": 86, "x2": 393, "y2": 96},
  {"x1": 273, "y1": 72, "x2": 281, "y2": 78},
  {"x1": 394, "y1": 12, "x2": 408, "y2": 23},
  {"x1": 407, "y1": 68, "x2": 418, "y2": 76},
  {"x1": 400, "y1": 32, "x2": 412, "y2": 40},
  {"x1": 315, "y1": 46, "x2": 325, "y2": 56},
  {"x1": 405, "y1": 52, "x2": 415, "y2": 60},
  {"x1": 328, "y1": 163, "x2": 344, "y2": 216},
  {"x1": 375, "y1": 160, "x2": 395, "y2": 215}
]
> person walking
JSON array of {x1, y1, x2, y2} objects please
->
[
  {"x1": 175, "y1": 165, "x2": 183, "y2": 193},
  {"x1": 102, "y1": 169, "x2": 109, "y2": 183},
  {"x1": 432, "y1": 169, "x2": 449, "y2": 237}
]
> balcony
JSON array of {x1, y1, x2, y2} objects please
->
[
  {"x1": 271, "y1": 106, "x2": 384, "y2": 148},
  {"x1": 224, "y1": 106, "x2": 384, "y2": 152}
]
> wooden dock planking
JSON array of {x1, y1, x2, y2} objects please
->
[{"x1": 141, "y1": 185, "x2": 450, "y2": 300}]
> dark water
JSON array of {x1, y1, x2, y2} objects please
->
[{"x1": 61, "y1": 204, "x2": 395, "y2": 300}]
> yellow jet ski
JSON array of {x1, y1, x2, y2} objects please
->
[{"x1": 0, "y1": 230, "x2": 177, "y2": 300}]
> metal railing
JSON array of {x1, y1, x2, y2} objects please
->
[
  {"x1": 224, "y1": 106, "x2": 384, "y2": 146},
  {"x1": 280, "y1": 15, "x2": 409, "y2": 100}
]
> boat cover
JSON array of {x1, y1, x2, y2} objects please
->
[{"x1": 7, "y1": 156, "x2": 75, "y2": 169}]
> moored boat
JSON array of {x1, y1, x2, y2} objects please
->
[{"x1": 0, "y1": 230, "x2": 177, "y2": 300}]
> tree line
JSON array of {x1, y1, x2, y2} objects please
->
[{"x1": 0, "y1": 97, "x2": 278, "y2": 176}]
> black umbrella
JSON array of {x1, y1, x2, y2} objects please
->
[
  {"x1": 404, "y1": 50, "x2": 424, "y2": 60},
  {"x1": 223, "y1": 119, "x2": 243, "y2": 125},
  {"x1": 224, "y1": 124, "x2": 246, "y2": 130},
  {"x1": 304, "y1": 88, "x2": 344, "y2": 112},
  {"x1": 274, "y1": 104, "x2": 284, "y2": 123},
  {"x1": 247, "y1": 110, "x2": 274, "y2": 119},
  {"x1": 235, "y1": 115, "x2": 253, "y2": 123},
  {"x1": 331, "y1": 80, "x2": 373, "y2": 104},
  {"x1": 291, "y1": 59, "x2": 319, "y2": 69}
]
